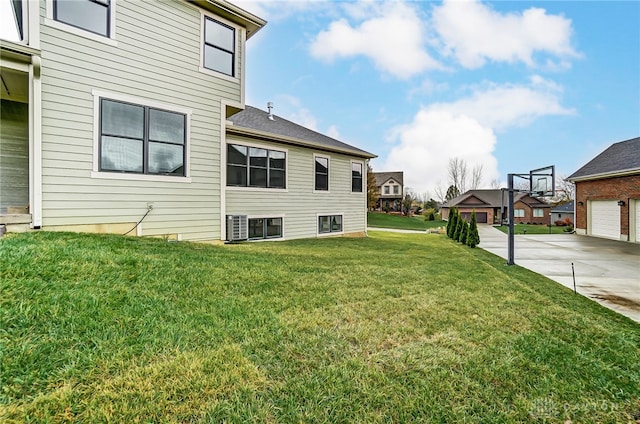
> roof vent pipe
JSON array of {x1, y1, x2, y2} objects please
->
[{"x1": 267, "y1": 102, "x2": 274, "y2": 121}]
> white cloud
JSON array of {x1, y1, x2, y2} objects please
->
[
  {"x1": 383, "y1": 78, "x2": 573, "y2": 195},
  {"x1": 384, "y1": 109, "x2": 499, "y2": 196},
  {"x1": 430, "y1": 77, "x2": 575, "y2": 130},
  {"x1": 273, "y1": 95, "x2": 319, "y2": 130},
  {"x1": 309, "y1": 2, "x2": 441, "y2": 79},
  {"x1": 326, "y1": 125, "x2": 341, "y2": 139},
  {"x1": 433, "y1": 0, "x2": 580, "y2": 68}
]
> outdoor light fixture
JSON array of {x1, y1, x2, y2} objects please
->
[
  {"x1": 577, "y1": 201, "x2": 584, "y2": 206},
  {"x1": 617, "y1": 200, "x2": 626, "y2": 206}
]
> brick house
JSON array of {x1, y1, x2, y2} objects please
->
[
  {"x1": 567, "y1": 137, "x2": 640, "y2": 242},
  {"x1": 441, "y1": 189, "x2": 551, "y2": 225}
]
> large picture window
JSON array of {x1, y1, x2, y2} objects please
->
[
  {"x1": 318, "y1": 215, "x2": 342, "y2": 234},
  {"x1": 203, "y1": 17, "x2": 235, "y2": 76},
  {"x1": 351, "y1": 162, "x2": 363, "y2": 192},
  {"x1": 249, "y1": 217, "x2": 283, "y2": 240},
  {"x1": 227, "y1": 144, "x2": 286, "y2": 189},
  {"x1": 315, "y1": 156, "x2": 329, "y2": 191},
  {"x1": 533, "y1": 208, "x2": 545, "y2": 218},
  {"x1": 99, "y1": 99, "x2": 186, "y2": 176},
  {"x1": 54, "y1": 0, "x2": 110, "y2": 37},
  {"x1": 514, "y1": 209, "x2": 525, "y2": 218}
]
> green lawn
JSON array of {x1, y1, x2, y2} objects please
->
[
  {"x1": 494, "y1": 223, "x2": 571, "y2": 235},
  {"x1": 367, "y1": 212, "x2": 446, "y2": 231},
  {"x1": 1, "y1": 231, "x2": 639, "y2": 423}
]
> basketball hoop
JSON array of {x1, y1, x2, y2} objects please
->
[{"x1": 505, "y1": 165, "x2": 556, "y2": 265}]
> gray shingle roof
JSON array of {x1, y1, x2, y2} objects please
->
[
  {"x1": 551, "y1": 200, "x2": 574, "y2": 213},
  {"x1": 227, "y1": 105, "x2": 376, "y2": 158},
  {"x1": 568, "y1": 137, "x2": 640, "y2": 181},
  {"x1": 373, "y1": 172, "x2": 403, "y2": 187},
  {"x1": 442, "y1": 189, "x2": 549, "y2": 208}
]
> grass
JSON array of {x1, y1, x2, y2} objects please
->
[
  {"x1": 1, "y1": 231, "x2": 639, "y2": 423},
  {"x1": 367, "y1": 211, "x2": 446, "y2": 231},
  {"x1": 494, "y1": 223, "x2": 570, "y2": 235}
]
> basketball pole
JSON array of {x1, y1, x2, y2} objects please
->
[
  {"x1": 507, "y1": 173, "x2": 516, "y2": 265},
  {"x1": 505, "y1": 165, "x2": 554, "y2": 266}
]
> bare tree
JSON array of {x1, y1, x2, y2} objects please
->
[
  {"x1": 549, "y1": 175, "x2": 575, "y2": 204},
  {"x1": 366, "y1": 163, "x2": 378, "y2": 211},
  {"x1": 489, "y1": 178, "x2": 502, "y2": 189},
  {"x1": 447, "y1": 157, "x2": 484, "y2": 194},
  {"x1": 470, "y1": 164, "x2": 483, "y2": 190},
  {"x1": 448, "y1": 158, "x2": 468, "y2": 193},
  {"x1": 402, "y1": 188, "x2": 417, "y2": 215},
  {"x1": 434, "y1": 181, "x2": 447, "y2": 204}
]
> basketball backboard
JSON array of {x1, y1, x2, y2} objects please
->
[{"x1": 529, "y1": 165, "x2": 555, "y2": 197}]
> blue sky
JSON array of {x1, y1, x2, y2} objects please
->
[{"x1": 238, "y1": 0, "x2": 639, "y2": 198}]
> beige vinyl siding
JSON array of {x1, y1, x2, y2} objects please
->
[
  {"x1": 0, "y1": 100, "x2": 30, "y2": 214},
  {"x1": 225, "y1": 137, "x2": 367, "y2": 240},
  {"x1": 39, "y1": 0, "x2": 245, "y2": 240}
]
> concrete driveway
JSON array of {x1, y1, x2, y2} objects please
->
[{"x1": 478, "y1": 225, "x2": 640, "y2": 324}]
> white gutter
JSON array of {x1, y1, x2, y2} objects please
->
[{"x1": 567, "y1": 168, "x2": 640, "y2": 182}]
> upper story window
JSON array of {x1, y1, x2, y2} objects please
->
[
  {"x1": 99, "y1": 98, "x2": 186, "y2": 176},
  {"x1": 54, "y1": 0, "x2": 111, "y2": 37},
  {"x1": 315, "y1": 156, "x2": 329, "y2": 191},
  {"x1": 393, "y1": 185, "x2": 400, "y2": 195},
  {"x1": 384, "y1": 186, "x2": 390, "y2": 194},
  {"x1": 203, "y1": 17, "x2": 235, "y2": 77},
  {"x1": 351, "y1": 162, "x2": 363, "y2": 192},
  {"x1": 227, "y1": 144, "x2": 286, "y2": 189}
]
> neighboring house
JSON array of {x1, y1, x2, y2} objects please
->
[
  {"x1": 0, "y1": 0, "x2": 375, "y2": 242},
  {"x1": 441, "y1": 189, "x2": 551, "y2": 225},
  {"x1": 550, "y1": 200, "x2": 574, "y2": 225},
  {"x1": 373, "y1": 172, "x2": 403, "y2": 211},
  {"x1": 567, "y1": 137, "x2": 640, "y2": 242}
]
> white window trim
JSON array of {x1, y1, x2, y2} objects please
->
[
  {"x1": 317, "y1": 213, "x2": 344, "y2": 237},
  {"x1": 198, "y1": 10, "x2": 243, "y2": 83},
  {"x1": 246, "y1": 215, "x2": 286, "y2": 242},
  {"x1": 514, "y1": 209, "x2": 525, "y2": 218},
  {"x1": 225, "y1": 140, "x2": 289, "y2": 191},
  {"x1": 351, "y1": 160, "x2": 364, "y2": 193},
  {"x1": 313, "y1": 153, "x2": 330, "y2": 193},
  {"x1": 90, "y1": 89, "x2": 192, "y2": 182},
  {"x1": 45, "y1": 0, "x2": 117, "y2": 46},
  {"x1": 533, "y1": 208, "x2": 545, "y2": 217}
]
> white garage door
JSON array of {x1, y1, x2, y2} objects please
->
[{"x1": 590, "y1": 200, "x2": 620, "y2": 239}]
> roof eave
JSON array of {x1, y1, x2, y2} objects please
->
[
  {"x1": 226, "y1": 125, "x2": 377, "y2": 159},
  {"x1": 190, "y1": 0, "x2": 267, "y2": 38},
  {"x1": 567, "y1": 167, "x2": 640, "y2": 182}
]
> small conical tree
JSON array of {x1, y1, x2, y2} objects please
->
[
  {"x1": 448, "y1": 208, "x2": 458, "y2": 239},
  {"x1": 446, "y1": 208, "x2": 456, "y2": 238},
  {"x1": 454, "y1": 213, "x2": 464, "y2": 241},
  {"x1": 459, "y1": 220, "x2": 469, "y2": 243},
  {"x1": 466, "y1": 210, "x2": 480, "y2": 248}
]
